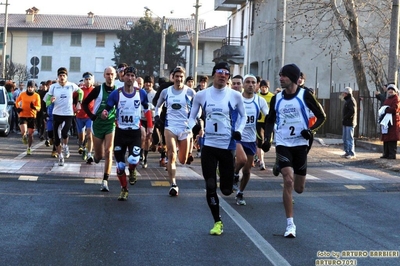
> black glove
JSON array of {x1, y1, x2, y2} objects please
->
[
  {"x1": 154, "y1": 115, "x2": 164, "y2": 128},
  {"x1": 89, "y1": 114, "x2": 98, "y2": 121},
  {"x1": 232, "y1": 131, "x2": 241, "y2": 141},
  {"x1": 261, "y1": 140, "x2": 271, "y2": 152},
  {"x1": 300, "y1": 129, "x2": 312, "y2": 140},
  {"x1": 30, "y1": 102, "x2": 36, "y2": 110},
  {"x1": 16, "y1": 108, "x2": 23, "y2": 113}
]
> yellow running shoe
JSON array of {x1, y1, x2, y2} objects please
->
[
  {"x1": 210, "y1": 221, "x2": 223, "y2": 235},
  {"x1": 26, "y1": 148, "x2": 32, "y2": 155},
  {"x1": 22, "y1": 135, "x2": 28, "y2": 145},
  {"x1": 118, "y1": 188, "x2": 129, "y2": 201}
]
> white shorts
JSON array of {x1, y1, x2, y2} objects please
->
[{"x1": 165, "y1": 125, "x2": 192, "y2": 141}]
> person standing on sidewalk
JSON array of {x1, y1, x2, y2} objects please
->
[
  {"x1": 341, "y1": 87, "x2": 357, "y2": 159},
  {"x1": 233, "y1": 74, "x2": 269, "y2": 205},
  {"x1": 82, "y1": 66, "x2": 117, "y2": 192},
  {"x1": 15, "y1": 80, "x2": 41, "y2": 155},
  {"x1": 102, "y1": 66, "x2": 153, "y2": 201},
  {"x1": 261, "y1": 63, "x2": 326, "y2": 238},
  {"x1": 188, "y1": 62, "x2": 246, "y2": 235},
  {"x1": 154, "y1": 66, "x2": 196, "y2": 197},
  {"x1": 378, "y1": 84, "x2": 400, "y2": 159}
]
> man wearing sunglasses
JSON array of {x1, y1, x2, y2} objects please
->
[
  {"x1": 154, "y1": 66, "x2": 196, "y2": 197},
  {"x1": 188, "y1": 62, "x2": 246, "y2": 235}
]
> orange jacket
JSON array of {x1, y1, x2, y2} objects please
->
[{"x1": 15, "y1": 91, "x2": 41, "y2": 118}]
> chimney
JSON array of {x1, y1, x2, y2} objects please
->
[
  {"x1": 87, "y1": 12, "x2": 94, "y2": 25},
  {"x1": 25, "y1": 6, "x2": 39, "y2": 23}
]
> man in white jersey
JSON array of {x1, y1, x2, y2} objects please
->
[
  {"x1": 102, "y1": 66, "x2": 153, "y2": 201},
  {"x1": 261, "y1": 64, "x2": 326, "y2": 238},
  {"x1": 46, "y1": 67, "x2": 83, "y2": 166},
  {"x1": 154, "y1": 66, "x2": 196, "y2": 196},
  {"x1": 188, "y1": 62, "x2": 246, "y2": 236},
  {"x1": 233, "y1": 74, "x2": 269, "y2": 205}
]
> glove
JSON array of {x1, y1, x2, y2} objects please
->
[
  {"x1": 232, "y1": 131, "x2": 241, "y2": 141},
  {"x1": 30, "y1": 102, "x2": 36, "y2": 110},
  {"x1": 301, "y1": 129, "x2": 312, "y2": 140},
  {"x1": 16, "y1": 108, "x2": 23, "y2": 113},
  {"x1": 261, "y1": 140, "x2": 271, "y2": 152},
  {"x1": 154, "y1": 115, "x2": 164, "y2": 128},
  {"x1": 89, "y1": 114, "x2": 98, "y2": 121}
]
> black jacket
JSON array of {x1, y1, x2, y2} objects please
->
[{"x1": 342, "y1": 94, "x2": 357, "y2": 127}]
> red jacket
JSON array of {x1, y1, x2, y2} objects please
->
[{"x1": 381, "y1": 94, "x2": 400, "y2": 142}]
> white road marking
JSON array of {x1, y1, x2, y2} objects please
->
[
  {"x1": 18, "y1": 175, "x2": 38, "y2": 181},
  {"x1": 324, "y1": 169, "x2": 380, "y2": 181},
  {"x1": 0, "y1": 160, "x2": 26, "y2": 172},
  {"x1": 219, "y1": 195, "x2": 291, "y2": 266},
  {"x1": 306, "y1": 174, "x2": 320, "y2": 180}
]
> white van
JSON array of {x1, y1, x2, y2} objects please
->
[{"x1": 0, "y1": 86, "x2": 13, "y2": 136}]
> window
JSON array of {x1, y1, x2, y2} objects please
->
[
  {"x1": 95, "y1": 57, "x2": 104, "y2": 72},
  {"x1": 41, "y1": 56, "x2": 52, "y2": 71},
  {"x1": 69, "y1": 57, "x2": 81, "y2": 72},
  {"x1": 96, "y1": 33, "x2": 105, "y2": 47},
  {"x1": 42, "y1": 31, "x2": 53, "y2": 46},
  {"x1": 71, "y1": 32, "x2": 82, "y2": 46}
]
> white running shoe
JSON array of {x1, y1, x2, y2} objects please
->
[
  {"x1": 63, "y1": 145, "x2": 70, "y2": 158},
  {"x1": 100, "y1": 180, "x2": 109, "y2": 192},
  {"x1": 58, "y1": 158, "x2": 64, "y2": 166},
  {"x1": 284, "y1": 224, "x2": 296, "y2": 238}
]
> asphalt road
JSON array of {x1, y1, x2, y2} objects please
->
[{"x1": 0, "y1": 132, "x2": 399, "y2": 266}]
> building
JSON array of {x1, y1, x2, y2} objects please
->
[{"x1": 0, "y1": 7, "x2": 206, "y2": 83}]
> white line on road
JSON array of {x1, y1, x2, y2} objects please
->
[
  {"x1": 324, "y1": 169, "x2": 380, "y2": 181},
  {"x1": 218, "y1": 195, "x2": 291, "y2": 266}
]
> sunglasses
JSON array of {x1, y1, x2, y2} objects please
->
[{"x1": 215, "y1": 69, "x2": 230, "y2": 76}]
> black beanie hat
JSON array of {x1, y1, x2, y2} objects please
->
[
  {"x1": 57, "y1": 67, "x2": 68, "y2": 76},
  {"x1": 212, "y1": 62, "x2": 230, "y2": 76},
  {"x1": 280, "y1": 64, "x2": 300, "y2": 84}
]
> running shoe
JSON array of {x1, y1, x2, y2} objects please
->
[
  {"x1": 272, "y1": 164, "x2": 280, "y2": 176},
  {"x1": 49, "y1": 139, "x2": 53, "y2": 145},
  {"x1": 235, "y1": 192, "x2": 246, "y2": 206},
  {"x1": 210, "y1": 221, "x2": 223, "y2": 235},
  {"x1": 78, "y1": 146, "x2": 83, "y2": 154},
  {"x1": 159, "y1": 158, "x2": 166, "y2": 167},
  {"x1": 129, "y1": 169, "x2": 137, "y2": 185},
  {"x1": 86, "y1": 155, "x2": 94, "y2": 164},
  {"x1": 22, "y1": 135, "x2": 28, "y2": 145},
  {"x1": 51, "y1": 151, "x2": 58, "y2": 158},
  {"x1": 142, "y1": 159, "x2": 148, "y2": 169},
  {"x1": 100, "y1": 180, "x2": 109, "y2": 192},
  {"x1": 259, "y1": 162, "x2": 266, "y2": 171},
  {"x1": 340, "y1": 153, "x2": 350, "y2": 158},
  {"x1": 232, "y1": 173, "x2": 239, "y2": 191},
  {"x1": 58, "y1": 157, "x2": 64, "y2": 166},
  {"x1": 284, "y1": 224, "x2": 296, "y2": 238},
  {"x1": 117, "y1": 188, "x2": 129, "y2": 201},
  {"x1": 81, "y1": 149, "x2": 87, "y2": 161},
  {"x1": 27, "y1": 148, "x2": 32, "y2": 155},
  {"x1": 169, "y1": 184, "x2": 179, "y2": 196},
  {"x1": 44, "y1": 140, "x2": 50, "y2": 147},
  {"x1": 63, "y1": 145, "x2": 70, "y2": 158}
]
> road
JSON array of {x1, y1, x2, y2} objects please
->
[{"x1": 0, "y1": 132, "x2": 399, "y2": 266}]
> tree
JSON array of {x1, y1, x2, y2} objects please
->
[
  {"x1": 263, "y1": 0, "x2": 390, "y2": 137},
  {"x1": 113, "y1": 12, "x2": 185, "y2": 79},
  {"x1": 13, "y1": 63, "x2": 29, "y2": 83}
]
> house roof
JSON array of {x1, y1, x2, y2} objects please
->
[
  {"x1": 0, "y1": 13, "x2": 206, "y2": 33},
  {"x1": 179, "y1": 25, "x2": 227, "y2": 43}
]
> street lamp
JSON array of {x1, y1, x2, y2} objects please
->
[{"x1": 144, "y1": 7, "x2": 172, "y2": 78}]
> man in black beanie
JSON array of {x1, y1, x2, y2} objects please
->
[{"x1": 261, "y1": 63, "x2": 326, "y2": 238}]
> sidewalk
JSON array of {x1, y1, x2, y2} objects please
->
[{"x1": 309, "y1": 137, "x2": 400, "y2": 172}]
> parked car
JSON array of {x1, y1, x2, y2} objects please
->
[{"x1": 0, "y1": 86, "x2": 13, "y2": 136}]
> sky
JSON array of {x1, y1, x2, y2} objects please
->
[{"x1": 5, "y1": 0, "x2": 230, "y2": 28}]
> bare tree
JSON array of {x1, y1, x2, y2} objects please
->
[
  {"x1": 255, "y1": 0, "x2": 390, "y2": 137},
  {"x1": 14, "y1": 63, "x2": 29, "y2": 83}
]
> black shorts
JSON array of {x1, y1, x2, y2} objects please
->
[
  {"x1": 19, "y1": 117, "x2": 36, "y2": 129},
  {"x1": 275, "y1": 145, "x2": 308, "y2": 176}
]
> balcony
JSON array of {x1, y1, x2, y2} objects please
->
[
  {"x1": 213, "y1": 37, "x2": 244, "y2": 65},
  {"x1": 214, "y1": 0, "x2": 237, "y2": 11},
  {"x1": 223, "y1": 0, "x2": 246, "y2": 4}
]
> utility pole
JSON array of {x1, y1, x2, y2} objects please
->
[
  {"x1": 388, "y1": 0, "x2": 399, "y2": 85},
  {"x1": 192, "y1": 0, "x2": 201, "y2": 85},
  {"x1": 1, "y1": 0, "x2": 9, "y2": 79},
  {"x1": 160, "y1": 16, "x2": 166, "y2": 78}
]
